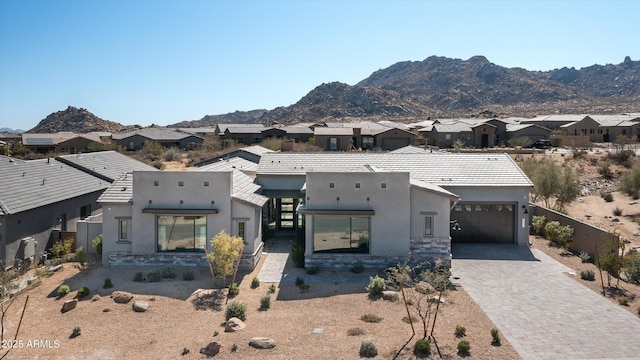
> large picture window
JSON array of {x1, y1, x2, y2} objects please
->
[
  {"x1": 157, "y1": 215, "x2": 206, "y2": 252},
  {"x1": 313, "y1": 216, "x2": 369, "y2": 253}
]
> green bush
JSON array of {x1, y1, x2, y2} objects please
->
[
  {"x1": 531, "y1": 215, "x2": 547, "y2": 235},
  {"x1": 299, "y1": 283, "x2": 310, "y2": 293},
  {"x1": 360, "y1": 313, "x2": 383, "y2": 323},
  {"x1": 618, "y1": 297, "x2": 630, "y2": 306},
  {"x1": 52, "y1": 238, "x2": 74, "y2": 259},
  {"x1": 366, "y1": 275, "x2": 386, "y2": 296},
  {"x1": 291, "y1": 242, "x2": 305, "y2": 268},
  {"x1": 77, "y1": 286, "x2": 90, "y2": 298},
  {"x1": 58, "y1": 284, "x2": 70, "y2": 297},
  {"x1": 623, "y1": 253, "x2": 640, "y2": 284},
  {"x1": 295, "y1": 277, "x2": 305, "y2": 287},
  {"x1": 268, "y1": 284, "x2": 276, "y2": 293},
  {"x1": 457, "y1": 340, "x2": 471, "y2": 354},
  {"x1": 161, "y1": 268, "x2": 176, "y2": 279},
  {"x1": 147, "y1": 270, "x2": 162, "y2": 283},
  {"x1": 491, "y1": 328, "x2": 501, "y2": 345},
  {"x1": 260, "y1": 293, "x2": 271, "y2": 309},
  {"x1": 225, "y1": 301, "x2": 247, "y2": 321},
  {"x1": 72, "y1": 325, "x2": 81, "y2": 337},
  {"x1": 228, "y1": 282, "x2": 239, "y2": 296},
  {"x1": 350, "y1": 261, "x2": 364, "y2": 273},
  {"x1": 103, "y1": 278, "x2": 113, "y2": 289},
  {"x1": 182, "y1": 270, "x2": 195, "y2": 281},
  {"x1": 413, "y1": 338, "x2": 431, "y2": 355},
  {"x1": 579, "y1": 252, "x2": 591, "y2": 263},
  {"x1": 613, "y1": 207, "x2": 623, "y2": 216},
  {"x1": 598, "y1": 162, "x2": 614, "y2": 180},
  {"x1": 359, "y1": 338, "x2": 378, "y2": 358},
  {"x1": 619, "y1": 163, "x2": 640, "y2": 198},
  {"x1": 580, "y1": 269, "x2": 595, "y2": 281},
  {"x1": 602, "y1": 192, "x2": 614, "y2": 202},
  {"x1": 76, "y1": 246, "x2": 85, "y2": 267},
  {"x1": 454, "y1": 325, "x2": 466, "y2": 337},
  {"x1": 133, "y1": 272, "x2": 144, "y2": 282},
  {"x1": 544, "y1": 221, "x2": 574, "y2": 249},
  {"x1": 163, "y1": 147, "x2": 180, "y2": 162},
  {"x1": 251, "y1": 276, "x2": 260, "y2": 288},
  {"x1": 92, "y1": 234, "x2": 103, "y2": 255},
  {"x1": 231, "y1": 343, "x2": 238, "y2": 352}
]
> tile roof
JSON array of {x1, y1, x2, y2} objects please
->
[
  {"x1": 390, "y1": 145, "x2": 435, "y2": 154},
  {"x1": 112, "y1": 128, "x2": 201, "y2": 141},
  {"x1": 97, "y1": 173, "x2": 134, "y2": 203},
  {"x1": 22, "y1": 132, "x2": 102, "y2": 145},
  {"x1": 56, "y1": 151, "x2": 157, "y2": 182},
  {"x1": 257, "y1": 152, "x2": 533, "y2": 187},
  {"x1": 238, "y1": 145, "x2": 274, "y2": 157},
  {"x1": 506, "y1": 123, "x2": 546, "y2": 132},
  {"x1": 0, "y1": 156, "x2": 109, "y2": 214},
  {"x1": 314, "y1": 127, "x2": 354, "y2": 136},
  {"x1": 433, "y1": 122, "x2": 473, "y2": 132},
  {"x1": 196, "y1": 157, "x2": 258, "y2": 174}
]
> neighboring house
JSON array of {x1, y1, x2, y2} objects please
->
[
  {"x1": 193, "y1": 145, "x2": 273, "y2": 167},
  {"x1": 21, "y1": 133, "x2": 104, "y2": 154},
  {"x1": 112, "y1": 128, "x2": 204, "y2": 151},
  {"x1": 505, "y1": 124, "x2": 552, "y2": 143},
  {"x1": 314, "y1": 121, "x2": 416, "y2": 151},
  {"x1": 255, "y1": 152, "x2": 533, "y2": 268},
  {"x1": 220, "y1": 125, "x2": 314, "y2": 145},
  {"x1": 520, "y1": 114, "x2": 586, "y2": 130},
  {"x1": 0, "y1": 151, "x2": 156, "y2": 269},
  {"x1": 590, "y1": 115, "x2": 640, "y2": 142},
  {"x1": 559, "y1": 116, "x2": 601, "y2": 141},
  {"x1": 176, "y1": 127, "x2": 218, "y2": 137},
  {"x1": 98, "y1": 170, "x2": 268, "y2": 269},
  {"x1": 196, "y1": 157, "x2": 259, "y2": 177}
]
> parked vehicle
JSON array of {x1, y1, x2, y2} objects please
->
[{"x1": 529, "y1": 139, "x2": 551, "y2": 149}]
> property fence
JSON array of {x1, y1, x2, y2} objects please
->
[{"x1": 531, "y1": 205, "x2": 618, "y2": 258}]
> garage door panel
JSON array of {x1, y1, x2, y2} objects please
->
[{"x1": 451, "y1": 203, "x2": 514, "y2": 243}]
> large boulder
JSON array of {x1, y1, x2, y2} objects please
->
[
  {"x1": 132, "y1": 301, "x2": 149, "y2": 312},
  {"x1": 61, "y1": 299, "x2": 77, "y2": 313},
  {"x1": 200, "y1": 342, "x2": 222, "y2": 356},
  {"x1": 225, "y1": 317, "x2": 246, "y2": 332},
  {"x1": 382, "y1": 290, "x2": 399, "y2": 301},
  {"x1": 249, "y1": 337, "x2": 276, "y2": 349},
  {"x1": 111, "y1": 291, "x2": 133, "y2": 304}
]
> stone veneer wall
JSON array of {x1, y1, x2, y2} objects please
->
[
  {"x1": 107, "y1": 242, "x2": 263, "y2": 270},
  {"x1": 305, "y1": 237, "x2": 451, "y2": 269}
]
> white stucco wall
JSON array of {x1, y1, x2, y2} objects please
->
[
  {"x1": 231, "y1": 200, "x2": 261, "y2": 255},
  {"x1": 101, "y1": 203, "x2": 132, "y2": 264},
  {"x1": 409, "y1": 186, "x2": 453, "y2": 239}
]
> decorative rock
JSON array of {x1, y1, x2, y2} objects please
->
[
  {"x1": 48, "y1": 264, "x2": 63, "y2": 273},
  {"x1": 91, "y1": 295, "x2": 101, "y2": 302},
  {"x1": 382, "y1": 290, "x2": 399, "y2": 301},
  {"x1": 199, "y1": 341, "x2": 222, "y2": 356},
  {"x1": 61, "y1": 299, "x2": 78, "y2": 313},
  {"x1": 111, "y1": 291, "x2": 133, "y2": 304},
  {"x1": 249, "y1": 337, "x2": 276, "y2": 349},
  {"x1": 225, "y1": 317, "x2": 246, "y2": 332},
  {"x1": 132, "y1": 301, "x2": 149, "y2": 312}
]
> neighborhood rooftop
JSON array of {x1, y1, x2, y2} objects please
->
[
  {"x1": 257, "y1": 152, "x2": 533, "y2": 187},
  {"x1": 56, "y1": 150, "x2": 158, "y2": 182}
]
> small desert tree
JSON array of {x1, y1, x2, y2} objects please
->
[
  {"x1": 597, "y1": 231, "x2": 625, "y2": 289},
  {"x1": 619, "y1": 163, "x2": 640, "y2": 199},
  {"x1": 386, "y1": 259, "x2": 450, "y2": 357},
  {"x1": 207, "y1": 230, "x2": 243, "y2": 286},
  {"x1": 519, "y1": 156, "x2": 579, "y2": 211}
]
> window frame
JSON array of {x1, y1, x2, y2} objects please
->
[
  {"x1": 156, "y1": 215, "x2": 207, "y2": 253},
  {"x1": 118, "y1": 218, "x2": 130, "y2": 242},
  {"x1": 312, "y1": 215, "x2": 370, "y2": 254},
  {"x1": 424, "y1": 215, "x2": 433, "y2": 237}
]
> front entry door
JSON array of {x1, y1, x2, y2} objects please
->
[{"x1": 278, "y1": 198, "x2": 297, "y2": 230}]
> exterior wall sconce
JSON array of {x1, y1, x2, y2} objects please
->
[{"x1": 450, "y1": 220, "x2": 462, "y2": 231}]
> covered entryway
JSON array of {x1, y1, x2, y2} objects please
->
[{"x1": 450, "y1": 203, "x2": 515, "y2": 243}]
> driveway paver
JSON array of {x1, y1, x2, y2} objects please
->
[{"x1": 452, "y1": 244, "x2": 640, "y2": 360}]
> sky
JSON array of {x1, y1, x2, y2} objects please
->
[{"x1": 1, "y1": 0, "x2": 639, "y2": 131}]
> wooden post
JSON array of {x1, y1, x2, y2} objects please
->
[
  {"x1": 203, "y1": 245, "x2": 217, "y2": 287},
  {"x1": 229, "y1": 245, "x2": 245, "y2": 288}
]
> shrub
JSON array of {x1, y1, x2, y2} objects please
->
[
  {"x1": 613, "y1": 207, "x2": 623, "y2": 216},
  {"x1": 598, "y1": 161, "x2": 614, "y2": 180},
  {"x1": 623, "y1": 253, "x2": 640, "y2": 284},
  {"x1": 306, "y1": 265, "x2": 319, "y2": 275},
  {"x1": 147, "y1": 270, "x2": 162, "y2": 282},
  {"x1": 579, "y1": 252, "x2": 591, "y2": 263},
  {"x1": 580, "y1": 269, "x2": 595, "y2": 281},
  {"x1": 359, "y1": 338, "x2": 378, "y2": 358},
  {"x1": 231, "y1": 343, "x2": 238, "y2": 352},
  {"x1": 360, "y1": 313, "x2": 383, "y2": 323},
  {"x1": 295, "y1": 277, "x2": 305, "y2": 287},
  {"x1": 260, "y1": 293, "x2": 271, "y2": 309},
  {"x1": 228, "y1": 282, "x2": 239, "y2": 296},
  {"x1": 268, "y1": 284, "x2": 276, "y2": 293},
  {"x1": 619, "y1": 163, "x2": 640, "y2": 198},
  {"x1": 181, "y1": 347, "x2": 189, "y2": 356},
  {"x1": 251, "y1": 276, "x2": 260, "y2": 288},
  {"x1": 350, "y1": 261, "x2": 364, "y2": 273},
  {"x1": 76, "y1": 246, "x2": 85, "y2": 267},
  {"x1": 457, "y1": 340, "x2": 471, "y2": 354},
  {"x1": 413, "y1": 338, "x2": 431, "y2": 355},
  {"x1": 225, "y1": 301, "x2": 247, "y2": 321},
  {"x1": 92, "y1": 234, "x2": 103, "y2": 255},
  {"x1": 161, "y1": 268, "x2": 176, "y2": 279},
  {"x1": 347, "y1": 327, "x2": 365, "y2": 336},
  {"x1": 454, "y1": 325, "x2": 466, "y2": 337},
  {"x1": 182, "y1": 270, "x2": 195, "y2": 281},
  {"x1": 72, "y1": 325, "x2": 81, "y2": 337},
  {"x1": 58, "y1": 284, "x2": 70, "y2": 297},
  {"x1": 491, "y1": 328, "x2": 501, "y2": 345},
  {"x1": 299, "y1": 283, "x2": 310, "y2": 293},
  {"x1": 52, "y1": 238, "x2": 74, "y2": 259},
  {"x1": 618, "y1": 297, "x2": 630, "y2": 306},
  {"x1": 291, "y1": 242, "x2": 305, "y2": 268},
  {"x1": 133, "y1": 272, "x2": 144, "y2": 282},
  {"x1": 366, "y1": 275, "x2": 386, "y2": 296},
  {"x1": 602, "y1": 192, "x2": 614, "y2": 202},
  {"x1": 531, "y1": 215, "x2": 547, "y2": 235},
  {"x1": 77, "y1": 286, "x2": 90, "y2": 298},
  {"x1": 544, "y1": 221, "x2": 574, "y2": 249},
  {"x1": 102, "y1": 277, "x2": 113, "y2": 289},
  {"x1": 163, "y1": 147, "x2": 180, "y2": 162}
]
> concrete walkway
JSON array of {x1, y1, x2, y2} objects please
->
[
  {"x1": 452, "y1": 244, "x2": 640, "y2": 360},
  {"x1": 257, "y1": 233, "x2": 293, "y2": 283}
]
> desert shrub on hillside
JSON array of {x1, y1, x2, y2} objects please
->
[{"x1": 619, "y1": 163, "x2": 640, "y2": 199}]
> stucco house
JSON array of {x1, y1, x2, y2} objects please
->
[
  {"x1": 255, "y1": 152, "x2": 533, "y2": 268},
  {"x1": 21, "y1": 133, "x2": 104, "y2": 154},
  {"x1": 113, "y1": 128, "x2": 204, "y2": 151},
  {"x1": 98, "y1": 170, "x2": 268, "y2": 269}
]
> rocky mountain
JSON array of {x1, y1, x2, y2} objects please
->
[
  {"x1": 27, "y1": 106, "x2": 138, "y2": 133},
  {"x1": 0, "y1": 127, "x2": 25, "y2": 133},
  {"x1": 177, "y1": 55, "x2": 640, "y2": 127}
]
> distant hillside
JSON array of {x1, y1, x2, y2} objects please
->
[
  {"x1": 0, "y1": 127, "x2": 24, "y2": 133},
  {"x1": 174, "y1": 55, "x2": 640, "y2": 127},
  {"x1": 27, "y1": 106, "x2": 138, "y2": 133}
]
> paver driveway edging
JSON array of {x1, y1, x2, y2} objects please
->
[{"x1": 452, "y1": 244, "x2": 640, "y2": 360}]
